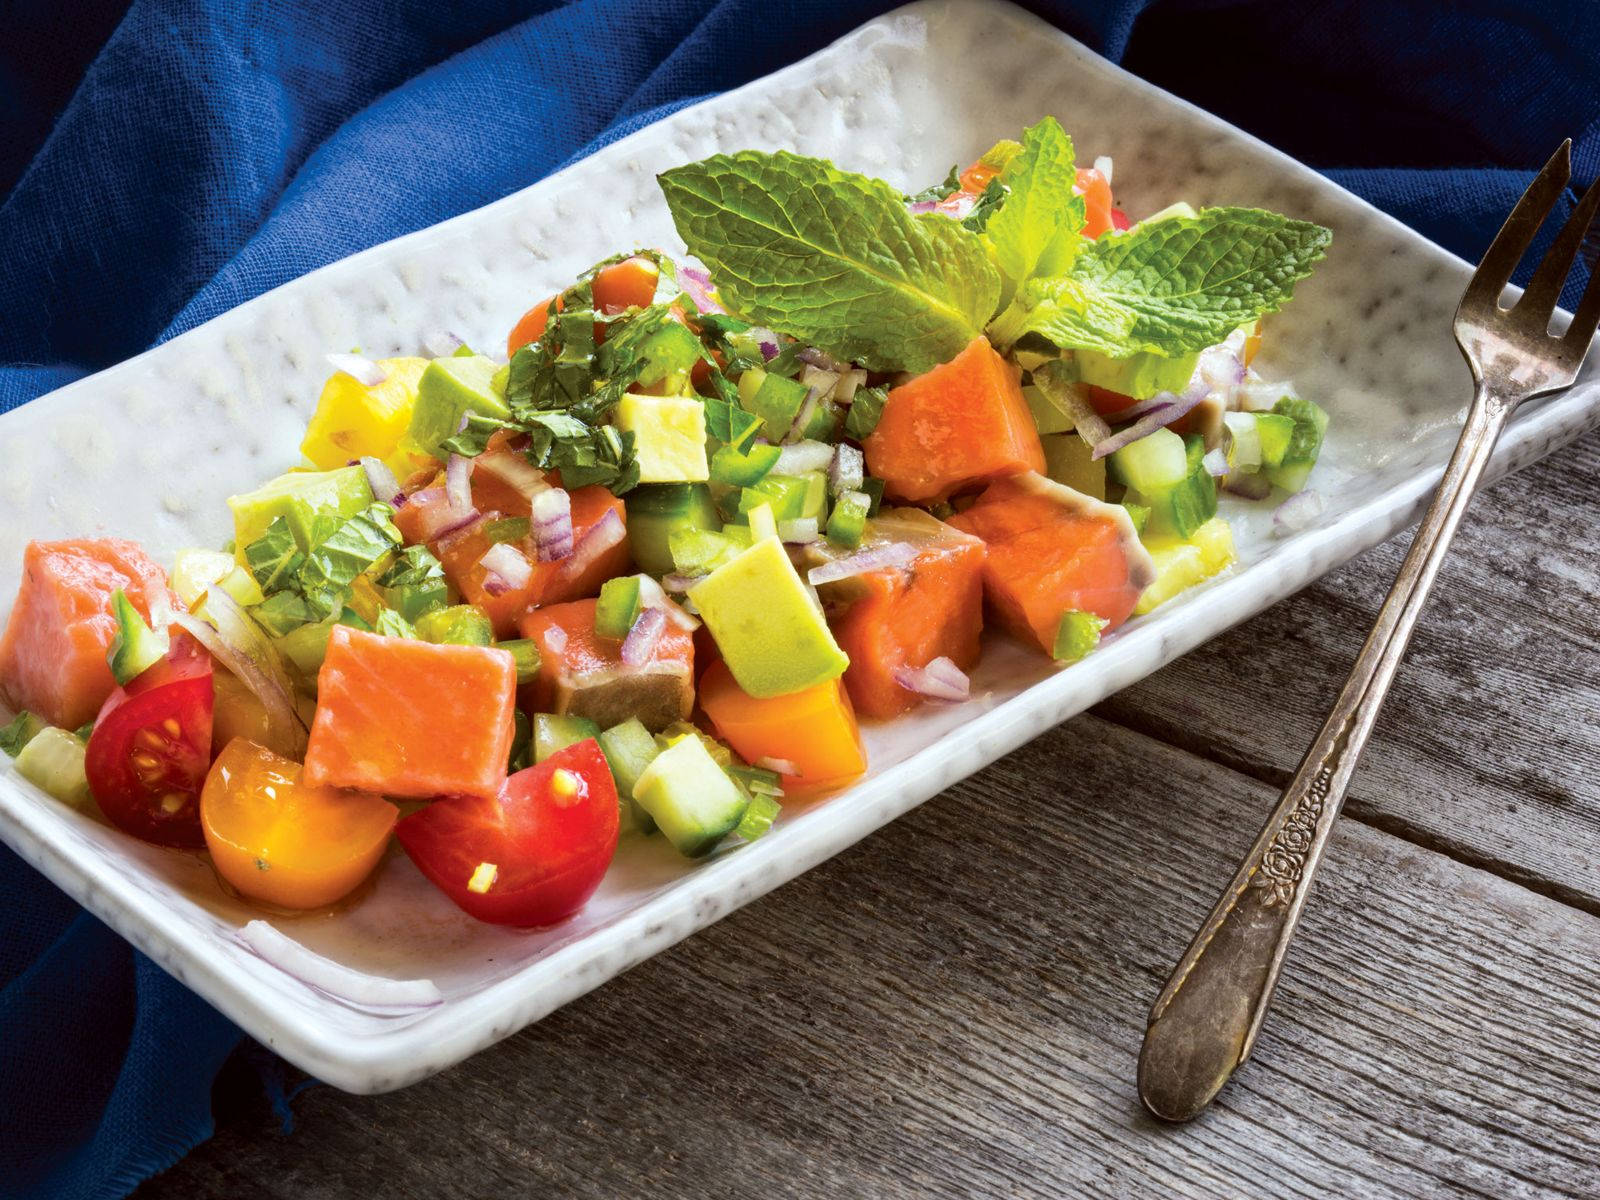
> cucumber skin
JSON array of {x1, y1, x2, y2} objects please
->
[{"x1": 533, "y1": 714, "x2": 602, "y2": 764}]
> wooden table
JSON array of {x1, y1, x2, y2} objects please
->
[{"x1": 138, "y1": 433, "x2": 1600, "y2": 1199}]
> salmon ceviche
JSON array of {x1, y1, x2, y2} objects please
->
[{"x1": 0, "y1": 118, "x2": 1331, "y2": 929}]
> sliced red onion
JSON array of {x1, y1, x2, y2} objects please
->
[
  {"x1": 1091, "y1": 404, "x2": 1183, "y2": 460},
  {"x1": 749, "y1": 328, "x2": 780, "y2": 361},
  {"x1": 410, "y1": 487, "x2": 479, "y2": 542},
  {"x1": 326, "y1": 352, "x2": 387, "y2": 387},
  {"x1": 555, "y1": 508, "x2": 624, "y2": 578},
  {"x1": 1039, "y1": 378, "x2": 1112, "y2": 446},
  {"x1": 545, "y1": 626, "x2": 567, "y2": 654},
  {"x1": 829, "y1": 443, "x2": 865, "y2": 495},
  {"x1": 894, "y1": 655, "x2": 970, "y2": 702},
  {"x1": 661, "y1": 573, "x2": 707, "y2": 594},
  {"x1": 1273, "y1": 489, "x2": 1324, "y2": 535},
  {"x1": 636, "y1": 574, "x2": 700, "y2": 631},
  {"x1": 477, "y1": 448, "x2": 550, "y2": 500},
  {"x1": 754, "y1": 756, "x2": 801, "y2": 776},
  {"x1": 773, "y1": 439, "x2": 834, "y2": 476},
  {"x1": 425, "y1": 330, "x2": 465, "y2": 358},
  {"x1": 620, "y1": 606, "x2": 668, "y2": 667},
  {"x1": 808, "y1": 542, "x2": 918, "y2": 586},
  {"x1": 235, "y1": 920, "x2": 443, "y2": 1014},
  {"x1": 169, "y1": 592, "x2": 306, "y2": 757},
  {"x1": 797, "y1": 347, "x2": 848, "y2": 373},
  {"x1": 529, "y1": 487, "x2": 574, "y2": 561},
  {"x1": 1223, "y1": 472, "x2": 1274, "y2": 500},
  {"x1": 445, "y1": 453, "x2": 473, "y2": 512},
  {"x1": 678, "y1": 265, "x2": 724, "y2": 315},
  {"x1": 834, "y1": 368, "x2": 868, "y2": 404},
  {"x1": 779, "y1": 518, "x2": 821, "y2": 544},
  {"x1": 479, "y1": 542, "x2": 532, "y2": 593},
  {"x1": 785, "y1": 387, "x2": 821, "y2": 444},
  {"x1": 360, "y1": 456, "x2": 402, "y2": 506},
  {"x1": 1093, "y1": 155, "x2": 1114, "y2": 186},
  {"x1": 1202, "y1": 448, "x2": 1230, "y2": 477}
]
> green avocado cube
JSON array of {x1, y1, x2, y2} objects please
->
[
  {"x1": 688, "y1": 536, "x2": 848, "y2": 698},
  {"x1": 1074, "y1": 348, "x2": 1199, "y2": 400},
  {"x1": 614, "y1": 393, "x2": 708, "y2": 483},
  {"x1": 228, "y1": 465, "x2": 373, "y2": 554},
  {"x1": 402, "y1": 354, "x2": 511, "y2": 461}
]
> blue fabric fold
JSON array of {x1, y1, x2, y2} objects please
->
[{"x1": 1, "y1": 1, "x2": 1595, "y2": 1195}]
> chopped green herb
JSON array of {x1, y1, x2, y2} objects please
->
[
  {"x1": 844, "y1": 385, "x2": 888, "y2": 441},
  {"x1": 377, "y1": 545, "x2": 448, "y2": 622},
  {"x1": 415, "y1": 605, "x2": 494, "y2": 646},
  {"x1": 243, "y1": 516, "x2": 305, "y2": 594},
  {"x1": 299, "y1": 503, "x2": 403, "y2": 619},
  {"x1": 252, "y1": 590, "x2": 315, "y2": 637},
  {"x1": 373, "y1": 609, "x2": 418, "y2": 639},
  {"x1": 1, "y1": 711, "x2": 46, "y2": 758}
]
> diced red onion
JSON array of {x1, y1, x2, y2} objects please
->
[
  {"x1": 1202, "y1": 448, "x2": 1230, "y2": 477},
  {"x1": 906, "y1": 199, "x2": 941, "y2": 215},
  {"x1": 1273, "y1": 489, "x2": 1324, "y2": 535},
  {"x1": 620, "y1": 606, "x2": 667, "y2": 667},
  {"x1": 476, "y1": 448, "x2": 550, "y2": 499},
  {"x1": 678, "y1": 265, "x2": 724, "y2": 315},
  {"x1": 834, "y1": 368, "x2": 868, "y2": 404},
  {"x1": 360, "y1": 456, "x2": 402, "y2": 506},
  {"x1": 754, "y1": 756, "x2": 801, "y2": 776},
  {"x1": 808, "y1": 542, "x2": 918, "y2": 585},
  {"x1": 410, "y1": 488, "x2": 480, "y2": 542},
  {"x1": 529, "y1": 487, "x2": 574, "y2": 562},
  {"x1": 1091, "y1": 404, "x2": 1184, "y2": 460},
  {"x1": 797, "y1": 347, "x2": 848, "y2": 373},
  {"x1": 446, "y1": 454, "x2": 474, "y2": 514},
  {"x1": 894, "y1": 655, "x2": 971, "y2": 702},
  {"x1": 479, "y1": 542, "x2": 532, "y2": 593},
  {"x1": 235, "y1": 920, "x2": 442, "y2": 1014},
  {"x1": 1093, "y1": 155, "x2": 1114, "y2": 186},
  {"x1": 1223, "y1": 472, "x2": 1274, "y2": 500},
  {"x1": 555, "y1": 508, "x2": 624, "y2": 578},
  {"x1": 779, "y1": 518, "x2": 821, "y2": 544},
  {"x1": 545, "y1": 626, "x2": 567, "y2": 653},
  {"x1": 798, "y1": 363, "x2": 840, "y2": 401},
  {"x1": 749, "y1": 328, "x2": 780, "y2": 361},
  {"x1": 636, "y1": 575, "x2": 700, "y2": 631},
  {"x1": 773, "y1": 439, "x2": 834, "y2": 476},
  {"x1": 829, "y1": 443, "x2": 865, "y2": 495},
  {"x1": 1041, "y1": 379, "x2": 1112, "y2": 446},
  {"x1": 168, "y1": 592, "x2": 306, "y2": 757},
  {"x1": 326, "y1": 352, "x2": 387, "y2": 387},
  {"x1": 1196, "y1": 344, "x2": 1246, "y2": 397},
  {"x1": 425, "y1": 330, "x2": 465, "y2": 358},
  {"x1": 661, "y1": 573, "x2": 707, "y2": 594},
  {"x1": 1238, "y1": 380, "x2": 1297, "y2": 412}
]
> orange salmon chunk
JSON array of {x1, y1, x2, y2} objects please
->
[
  {"x1": 0, "y1": 538, "x2": 170, "y2": 729},
  {"x1": 304, "y1": 626, "x2": 516, "y2": 799}
]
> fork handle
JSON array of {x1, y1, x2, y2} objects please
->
[{"x1": 1137, "y1": 385, "x2": 1513, "y2": 1123}]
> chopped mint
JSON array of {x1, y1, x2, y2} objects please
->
[
  {"x1": 659, "y1": 150, "x2": 1000, "y2": 373},
  {"x1": 441, "y1": 411, "x2": 518, "y2": 458},
  {"x1": 299, "y1": 503, "x2": 402, "y2": 618},
  {"x1": 844, "y1": 385, "x2": 889, "y2": 441},
  {"x1": 905, "y1": 165, "x2": 961, "y2": 206},
  {"x1": 1, "y1": 711, "x2": 46, "y2": 758},
  {"x1": 243, "y1": 516, "x2": 305, "y2": 594},
  {"x1": 252, "y1": 590, "x2": 314, "y2": 637},
  {"x1": 378, "y1": 544, "x2": 448, "y2": 622},
  {"x1": 373, "y1": 609, "x2": 417, "y2": 639},
  {"x1": 961, "y1": 177, "x2": 1008, "y2": 233},
  {"x1": 703, "y1": 395, "x2": 762, "y2": 452}
]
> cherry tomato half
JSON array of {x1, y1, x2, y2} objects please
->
[
  {"x1": 85, "y1": 633, "x2": 215, "y2": 847},
  {"x1": 395, "y1": 739, "x2": 619, "y2": 927}
]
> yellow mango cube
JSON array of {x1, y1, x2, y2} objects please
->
[
  {"x1": 1133, "y1": 516, "x2": 1236, "y2": 616},
  {"x1": 300, "y1": 356, "x2": 428, "y2": 470},
  {"x1": 614, "y1": 393, "x2": 709, "y2": 483}
]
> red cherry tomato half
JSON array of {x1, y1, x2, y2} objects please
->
[
  {"x1": 395, "y1": 739, "x2": 620, "y2": 927},
  {"x1": 84, "y1": 634, "x2": 215, "y2": 847},
  {"x1": 1110, "y1": 206, "x2": 1132, "y2": 232}
]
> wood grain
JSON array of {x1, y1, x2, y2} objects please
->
[
  {"x1": 1099, "y1": 429, "x2": 1600, "y2": 910},
  {"x1": 137, "y1": 713, "x2": 1600, "y2": 1200}
]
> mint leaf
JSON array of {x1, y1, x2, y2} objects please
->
[
  {"x1": 658, "y1": 150, "x2": 1000, "y2": 373},
  {"x1": 998, "y1": 207, "x2": 1332, "y2": 357},
  {"x1": 378, "y1": 545, "x2": 448, "y2": 621},
  {"x1": 983, "y1": 117, "x2": 1086, "y2": 299},
  {"x1": 844, "y1": 385, "x2": 888, "y2": 441},
  {"x1": 299, "y1": 503, "x2": 402, "y2": 617},
  {"x1": 243, "y1": 516, "x2": 305, "y2": 595}
]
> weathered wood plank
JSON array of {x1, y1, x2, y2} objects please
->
[
  {"x1": 137, "y1": 716, "x2": 1600, "y2": 1199},
  {"x1": 1098, "y1": 430, "x2": 1600, "y2": 909}
]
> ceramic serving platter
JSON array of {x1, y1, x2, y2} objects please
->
[{"x1": 2, "y1": 0, "x2": 1596, "y2": 1094}]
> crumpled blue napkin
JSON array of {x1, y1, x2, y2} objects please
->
[{"x1": 1, "y1": 0, "x2": 1595, "y2": 1194}]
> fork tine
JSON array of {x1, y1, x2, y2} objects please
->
[
  {"x1": 1560, "y1": 234, "x2": 1600, "y2": 355},
  {"x1": 1459, "y1": 140, "x2": 1570, "y2": 314},
  {"x1": 1519, "y1": 168, "x2": 1600, "y2": 322}
]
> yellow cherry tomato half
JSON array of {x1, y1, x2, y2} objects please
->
[{"x1": 201, "y1": 738, "x2": 398, "y2": 910}]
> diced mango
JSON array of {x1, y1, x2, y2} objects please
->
[
  {"x1": 615, "y1": 393, "x2": 709, "y2": 483},
  {"x1": 300, "y1": 357, "x2": 428, "y2": 470}
]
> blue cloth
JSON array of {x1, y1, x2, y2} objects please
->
[{"x1": 1, "y1": 0, "x2": 1596, "y2": 1194}]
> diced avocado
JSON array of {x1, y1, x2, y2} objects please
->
[
  {"x1": 275, "y1": 618, "x2": 338, "y2": 680},
  {"x1": 1, "y1": 711, "x2": 47, "y2": 758},
  {"x1": 615, "y1": 393, "x2": 709, "y2": 483},
  {"x1": 626, "y1": 484, "x2": 721, "y2": 576},
  {"x1": 1264, "y1": 396, "x2": 1330, "y2": 492},
  {"x1": 740, "y1": 369, "x2": 810, "y2": 441},
  {"x1": 596, "y1": 718, "x2": 660, "y2": 835},
  {"x1": 1074, "y1": 348, "x2": 1199, "y2": 400},
  {"x1": 1053, "y1": 610, "x2": 1108, "y2": 664},
  {"x1": 300, "y1": 356, "x2": 428, "y2": 470},
  {"x1": 171, "y1": 548, "x2": 239, "y2": 608},
  {"x1": 106, "y1": 589, "x2": 169, "y2": 686},
  {"x1": 532, "y1": 713, "x2": 602, "y2": 763},
  {"x1": 1041, "y1": 434, "x2": 1107, "y2": 499},
  {"x1": 14, "y1": 727, "x2": 91, "y2": 808},
  {"x1": 401, "y1": 355, "x2": 511, "y2": 463},
  {"x1": 1024, "y1": 384, "x2": 1075, "y2": 435},
  {"x1": 688, "y1": 536, "x2": 849, "y2": 698},
  {"x1": 631, "y1": 734, "x2": 749, "y2": 857},
  {"x1": 1134, "y1": 516, "x2": 1237, "y2": 615},
  {"x1": 415, "y1": 605, "x2": 494, "y2": 646},
  {"x1": 595, "y1": 576, "x2": 643, "y2": 639},
  {"x1": 228, "y1": 465, "x2": 373, "y2": 554}
]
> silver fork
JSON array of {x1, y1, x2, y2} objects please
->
[{"x1": 1137, "y1": 139, "x2": 1600, "y2": 1123}]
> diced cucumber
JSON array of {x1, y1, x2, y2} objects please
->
[
  {"x1": 415, "y1": 605, "x2": 493, "y2": 646},
  {"x1": 796, "y1": 396, "x2": 844, "y2": 442},
  {"x1": 533, "y1": 713, "x2": 602, "y2": 764},
  {"x1": 737, "y1": 473, "x2": 810, "y2": 522},
  {"x1": 1264, "y1": 396, "x2": 1329, "y2": 492},
  {"x1": 669, "y1": 528, "x2": 745, "y2": 576},
  {"x1": 626, "y1": 484, "x2": 722, "y2": 576},
  {"x1": 1108, "y1": 427, "x2": 1188, "y2": 494},
  {"x1": 1223, "y1": 411, "x2": 1297, "y2": 473},
  {"x1": 1121, "y1": 502, "x2": 1150, "y2": 535},
  {"x1": 709, "y1": 442, "x2": 781, "y2": 488},
  {"x1": 496, "y1": 638, "x2": 542, "y2": 684},
  {"x1": 1134, "y1": 435, "x2": 1217, "y2": 539},
  {"x1": 596, "y1": 718, "x2": 660, "y2": 835},
  {"x1": 508, "y1": 708, "x2": 532, "y2": 773},
  {"x1": 275, "y1": 618, "x2": 337, "y2": 678},
  {"x1": 106, "y1": 589, "x2": 169, "y2": 686},
  {"x1": 595, "y1": 576, "x2": 643, "y2": 639},
  {"x1": 733, "y1": 793, "x2": 781, "y2": 841},
  {"x1": 1041, "y1": 433, "x2": 1107, "y2": 499},
  {"x1": 1053, "y1": 610, "x2": 1107, "y2": 664},
  {"x1": 631, "y1": 734, "x2": 749, "y2": 857},
  {"x1": 14, "y1": 727, "x2": 91, "y2": 808}
]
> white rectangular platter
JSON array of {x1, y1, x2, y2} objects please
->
[{"x1": 1, "y1": 0, "x2": 1596, "y2": 1093}]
